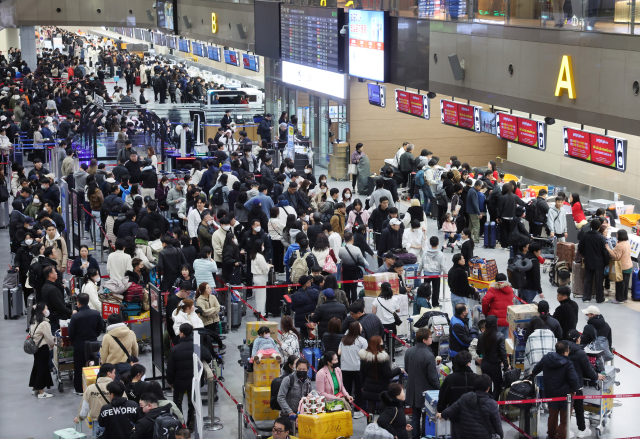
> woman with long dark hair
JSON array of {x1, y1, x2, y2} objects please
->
[
  {"x1": 487, "y1": 160, "x2": 498, "y2": 181},
  {"x1": 29, "y1": 302, "x2": 55, "y2": 398},
  {"x1": 316, "y1": 351, "x2": 353, "y2": 409},
  {"x1": 278, "y1": 315, "x2": 300, "y2": 364},
  {"x1": 476, "y1": 315, "x2": 508, "y2": 400},
  {"x1": 359, "y1": 335, "x2": 402, "y2": 414},
  {"x1": 269, "y1": 207, "x2": 286, "y2": 274},
  {"x1": 570, "y1": 193, "x2": 588, "y2": 229},
  {"x1": 221, "y1": 232, "x2": 242, "y2": 284},
  {"x1": 339, "y1": 321, "x2": 368, "y2": 417},
  {"x1": 81, "y1": 268, "x2": 102, "y2": 311},
  {"x1": 250, "y1": 239, "x2": 272, "y2": 317}
]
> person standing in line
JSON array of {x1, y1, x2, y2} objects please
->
[
  {"x1": 339, "y1": 231, "x2": 366, "y2": 304},
  {"x1": 547, "y1": 196, "x2": 568, "y2": 242},
  {"x1": 606, "y1": 229, "x2": 633, "y2": 304},
  {"x1": 28, "y1": 303, "x2": 55, "y2": 398},
  {"x1": 466, "y1": 180, "x2": 483, "y2": 244},
  {"x1": 553, "y1": 286, "x2": 579, "y2": 340},
  {"x1": 68, "y1": 293, "x2": 103, "y2": 395},
  {"x1": 372, "y1": 282, "x2": 400, "y2": 341},
  {"x1": 350, "y1": 142, "x2": 365, "y2": 191},
  {"x1": 447, "y1": 254, "x2": 477, "y2": 310},
  {"x1": 250, "y1": 239, "x2": 273, "y2": 318},
  {"x1": 338, "y1": 321, "x2": 368, "y2": 418},
  {"x1": 578, "y1": 219, "x2": 610, "y2": 304},
  {"x1": 475, "y1": 315, "x2": 509, "y2": 400},
  {"x1": 404, "y1": 328, "x2": 440, "y2": 438}
]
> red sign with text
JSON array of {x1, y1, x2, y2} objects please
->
[
  {"x1": 395, "y1": 90, "x2": 427, "y2": 118},
  {"x1": 518, "y1": 118, "x2": 538, "y2": 147},
  {"x1": 102, "y1": 302, "x2": 121, "y2": 320},
  {"x1": 590, "y1": 134, "x2": 616, "y2": 167},
  {"x1": 566, "y1": 128, "x2": 591, "y2": 160},
  {"x1": 457, "y1": 104, "x2": 475, "y2": 129},
  {"x1": 499, "y1": 114, "x2": 518, "y2": 141},
  {"x1": 564, "y1": 127, "x2": 626, "y2": 172},
  {"x1": 442, "y1": 100, "x2": 458, "y2": 125}
]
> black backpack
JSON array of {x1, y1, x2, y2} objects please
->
[
  {"x1": 270, "y1": 375, "x2": 287, "y2": 410},
  {"x1": 525, "y1": 200, "x2": 537, "y2": 223},
  {"x1": 153, "y1": 412, "x2": 181, "y2": 439},
  {"x1": 507, "y1": 255, "x2": 531, "y2": 289},
  {"x1": 353, "y1": 211, "x2": 364, "y2": 228},
  {"x1": 0, "y1": 184, "x2": 8, "y2": 202},
  {"x1": 507, "y1": 380, "x2": 535, "y2": 409},
  {"x1": 28, "y1": 260, "x2": 44, "y2": 292},
  {"x1": 211, "y1": 186, "x2": 224, "y2": 206}
]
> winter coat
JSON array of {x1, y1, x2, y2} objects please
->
[
  {"x1": 581, "y1": 314, "x2": 612, "y2": 348},
  {"x1": 404, "y1": 343, "x2": 440, "y2": 408},
  {"x1": 315, "y1": 366, "x2": 350, "y2": 400},
  {"x1": 157, "y1": 246, "x2": 187, "y2": 285},
  {"x1": 482, "y1": 281, "x2": 515, "y2": 327},
  {"x1": 129, "y1": 405, "x2": 171, "y2": 439},
  {"x1": 68, "y1": 306, "x2": 103, "y2": 345},
  {"x1": 42, "y1": 280, "x2": 72, "y2": 321},
  {"x1": 139, "y1": 211, "x2": 170, "y2": 236},
  {"x1": 100, "y1": 323, "x2": 139, "y2": 365},
  {"x1": 567, "y1": 341, "x2": 599, "y2": 383},
  {"x1": 524, "y1": 251, "x2": 543, "y2": 296},
  {"x1": 553, "y1": 298, "x2": 579, "y2": 340},
  {"x1": 166, "y1": 334, "x2": 212, "y2": 390},
  {"x1": 547, "y1": 205, "x2": 568, "y2": 236},
  {"x1": 117, "y1": 220, "x2": 139, "y2": 239},
  {"x1": 290, "y1": 287, "x2": 320, "y2": 327},
  {"x1": 497, "y1": 193, "x2": 525, "y2": 218},
  {"x1": 98, "y1": 397, "x2": 142, "y2": 439},
  {"x1": 359, "y1": 350, "x2": 401, "y2": 402},
  {"x1": 578, "y1": 230, "x2": 610, "y2": 271},
  {"x1": 509, "y1": 217, "x2": 530, "y2": 247},
  {"x1": 69, "y1": 256, "x2": 101, "y2": 277},
  {"x1": 436, "y1": 366, "x2": 478, "y2": 412},
  {"x1": 447, "y1": 265, "x2": 475, "y2": 298},
  {"x1": 607, "y1": 239, "x2": 633, "y2": 271},
  {"x1": 377, "y1": 391, "x2": 409, "y2": 439},
  {"x1": 378, "y1": 225, "x2": 402, "y2": 257},
  {"x1": 368, "y1": 205, "x2": 389, "y2": 233},
  {"x1": 441, "y1": 391, "x2": 504, "y2": 439},
  {"x1": 531, "y1": 352, "x2": 580, "y2": 407},
  {"x1": 476, "y1": 331, "x2": 508, "y2": 365},
  {"x1": 277, "y1": 372, "x2": 312, "y2": 415},
  {"x1": 309, "y1": 298, "x2": 347, "y2": 340},
  {"x1": 88, "y1": 189, "x2": 104, "y2": 211}
]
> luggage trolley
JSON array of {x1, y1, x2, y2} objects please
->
[
  {"x1": 53, "y1": 331, "x2": 74, "y2": 392},
  {"x1": 531, "y1": 236, "x2": 557, "y2": 273},
  {"x1": 582, "y1": 364, "x2": 620, "y2": 437}
]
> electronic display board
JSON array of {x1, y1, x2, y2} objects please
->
[
  {"x1": 395, "y1": 89, "x2": 429, "y2": 119},
  {"x1": 348, "y1": 10, "x2": 388, "y2": 82},
  {"x1": 166, "y1": 36, "x2": 176, "y2": 49},
  {"x1": 192, "y1": 42, "x2": 204, "y2": 57},
  {"x1": 178, "y1": 39, "x2": 190, "y2": 53},
  {"x1": 495, "y1": 113, "x2": 547, "y2": 150},
  {"x1": 563, "y1": 127, "x2": 627, "y2": 172},
  {"x1": 242, "y1": 54, "x2": 260, "y2": 72},
  {"x1": 440, "y1": 99, "x2": 481, "y2": 133},
  {"x1": 207, "y1": 46, "x2": 221, "y2": 62},
  {"x1": 280, "y1": 6, "x2": 343, "y2": 73},
  {"x1": 224, "y1": 49, "x2": 240, "y2": 66}
]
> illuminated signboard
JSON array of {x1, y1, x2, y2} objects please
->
[
  {"x1": 395, "y1": 89, "x2": 429, "y2": 119},
  {"x1": 440, "y1": 99, "x2": 481, "y2": 133},
  {"x1": 563, "y1": 127, "x2": 627, "y2": 172},
  {"x1": 495, "y1": 113, "x2": 546, "y2": 151}
]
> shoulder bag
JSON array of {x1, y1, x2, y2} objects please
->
[
  {"x1": 24, "y1": 322, "x2": 43, "y2": 355},
  {"x1": 377, "y1": 298, "x2": 402, "y2": 326},
  {"x1": 111, "y1": 334, "x2": 132, "y2": 362}
]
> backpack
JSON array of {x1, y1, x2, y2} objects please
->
[
  {"x1": 415, "y1": 170, "x2": 425, "y2": 187},
  {"x1": 506, "y1": 380, "x2": 536, "y2": 409},
  {"x1": 28, "y1": 261, "x2": 45, "y2": 292},
  {"x1": 211, "y1": 186, "x2": 224, "y2": 206},
  {"x1": 353, "y1": 211, "x2": 365, "y2": 228},
  {"x1": 323, "y1": 254, "x2": 337, "y2": 274},
  {"x1": 507, "y1": 255, "x2": 531, "y2": 290},
  {"x1": 152, "y1": 412, "x2": 181, "y2": 439},
  {"x1": 524, "y1": 200, "x2": 537, "y2": 223},
  {"x1": 74, "y1": 66, "x2": 82, "y2": 78},
  {"x1": 270, "y1": 375, "x2": 287, "y2": 410},
  {"x1": 0, "y1": 185, "x2": 9, "y2": 202},
  {"x1": 435, "y1": 185, "x2": 448, "y2": 206},
  {"x1": 291, "y1": 250, "x2": 310, "y2": 284}
]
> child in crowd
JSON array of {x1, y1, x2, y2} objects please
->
[
  {"x1": 469, "y1": 319, "x2": 486, "y2": 374},
  {"x1": 441, "y1": 213, "x2": 460, "y2": 251},
  {"x1": 251, "y1": 326, "x2": 282, "y2": 364}
]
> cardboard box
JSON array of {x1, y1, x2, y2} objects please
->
[
  {"x1": 468, "y1": 277, "x2": 492, "y2": 290},
  {"x1": 246, "y1": 384, "x2": 279, "y2": 421},
  {"x1": 252, "y1": 358, "x2": 281, "y2": 387},
  {"x1": 363, "y1": 272, "x2": 400, "y2": 297},
  {"x1": 298, "y1": 410, "x2": 353, "y2": 439},
  {"x1": 507, "y1": 304, "x2": 539, "y2": 324},
  {"x1": 245, "y1": 321, "x2": 280, "y2": 344},
  {"x1": 325, "y1": 399, "x2": 345, "y2": 412},
  {"x1": 82, "y1": 366, "x2": 100, "y2": 391}
]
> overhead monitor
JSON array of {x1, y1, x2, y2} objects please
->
[
  {"x1": 440, "y1": 99, "x2": 481, "y2": 133},
  {"x1": 142, "y1": 30, "x2": 152, "y2": 42},
  {"x1": 496, "y1": 113, "x2": 547, "y2": 151},
  {"x1": 254, "y1": 1, "x2": 281, "y2": 59},
  {"x1": 134, "y1": 28, "x2": 143, "y2": 40},
  {"x1": 282, "y1": 61, "x2": 346, "y2": 99},
  {"x1": 395, "y1": 89, "x2": 429, "y2": 119},
  {"x1": 242, "y1": 54, "x2": 260, "y2": 72},
  {"x1": 348, "y1": 10, "x2": 388, "y2": 82},
  {"x1": 156, "y1": 0, "x2": 177, "y2": 33},
  {"x1": 166, "y1": 36, "x2": 176, "y2": 49},
  {"x1": 367, "y1": 83, "x2": 386, "y2": 107},
  {"x1": 207, "y1": 46, "x2": 221, "y2": 62},
  {"x1": 224, "y1": 49, "x2": 240, "y2": 66},
  {"x1": 563, "y1": 127, "x2": 627, "y2": 172},
  {"x1": 124, "y1": 28, "x2": 133, "y2": 38},
  {"x1": 192, "y1": 42, "x2": 204, "y2": 57},
  {"x1": 280, "y1": 6, "x2": 344, "y2": 73},
  {"x1": 178, "y1": 39, "x2": 190, "y2": 53},
  {"x1": 153, "y1": 32, "x2": 165, "y2": 46}
]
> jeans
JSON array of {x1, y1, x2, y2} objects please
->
[
  {"x1": 93, "y1": 424, "x2": 105, "y2": 438},
  {"x1": 498, "y1": 326, "x2": 510, "y2": 338},
  {"x1": 421, "y1": 186, "x2": 433, "y2": 216},
  {"x1": 584, "y1": 267, "x2": 604, "y2": 302},
  {"x1": 450, "y1": 293, "x2": 468, "y2": 316},
  {"x1": 519, "y1": 289, "x2": 538, "y2": 304},
  {"x1": 423, "y1": 272, "x2": 441, "y2": 307},
  {"x1": 411, "y1": 407, "x2": 421, "y2": 439}
]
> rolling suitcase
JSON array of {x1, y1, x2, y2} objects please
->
[
  {"x1": 572, "y1": 261, "x2": 585, "y2": 297},
  {"x1": 301, "y1": 346, "x2": 322, "y2": 380},
  {"x1": 3, "y1": 286, "x2": 23, "y2": 319},
  {"x1": 26, "y1": 293, "x2": 35, "y2": 331},
  {"x1": 230, "y1": 302, "x2": 241, "y2": 328},
  {"x1": 0, "y1": 200, "x2": 9, "y2": 228},
  {"x1": 632, "y1": 268, "x2": 640, "y2": 301},
  {"x1": 484, "y1": 221, "x2": 498, "y2": 248},
  {"x1": 557, "y1": 241, "x2": 576, "y2": 264},
  {"x1": 135, "y1": 76, "x2": 141, "y2": 86}
]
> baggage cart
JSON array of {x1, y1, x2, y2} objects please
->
[
  {"x1": 582, "y1": 364, "x2": 619, "y2": 438},
  {"x1": 423, "y1": 390, "x2": 450, "y2": 438},
  {"x1": 53, "y1": 332, "x2": 74, "y2": 392},
  {"x1": 128, "y1": 316, "x2": 151, "y2": 353},
  {"x1": 531, "y1": 236, "x2": 557, "y2": 263}
]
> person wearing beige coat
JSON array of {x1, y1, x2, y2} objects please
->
[
  {"x1": 29, "y1": 304, "x2": 56, "y2": 398},
  {"x1": 606, "y1": 229, "x2": 633, "y2": 304},
  {"x1": 100, "y1": 314, "x2": 139, "y2": 378}
]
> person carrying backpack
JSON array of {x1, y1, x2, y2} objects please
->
[{"x1": 130, "y1": 392, "x2": 176, "y2": 439}]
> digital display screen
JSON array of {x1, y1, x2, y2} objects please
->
[
  {"x1": 280, "y1": 6, "x2": 342, "y2": 73},
  {"x1": 207, "y1": 46, "x2": 221, "y2": 62},
  {"x1": 440, "y1": 99, "x2": 481, "y2": 133},
  {"x1": 563, "y1": 127, "x2": 627, "y2": 172},
  {"x1": 282, "y1": 61, "x2": 345, "y2": 99},
  {"x1": 242, "y1": 54, "x2": 260, "y2": 72},
  {"x1": 480, "y1": 111, "x2": 496, "y2": 135},
  {"x1": 134, "y1": 29, "x2": 143, "y2": 40},
  {"x1": 191, "y1": 42, "x2": 204, "y2": 57},
  {"x1": 224, "y1": 49, "x2": 240, "y2": 66},
  {"x1": 348, "y1": 10, "x2": 387, "y2": 82},
  {"x1": 495, "y1": 113, "x2": 546, "y2": 150},
  {"x1": 178, "y1": 39, "x2": 190, "y2": 53},
  {"x1": 142, "y1": 30, "x2": 152, "y2": 42},
  {"x1": 166, "y1": 36, "x2": 176, "y2": 49},
  {"x1": 124, "y1": 28, "x2": 133, "y2": 38},
  {"x1": 395, "y1": 89, "x2": 429, "y2": 119},
  {"x1": 157, "y1": 0, "x2": 176, "y2": 33},
  {"x1": 153, "y1": 32, "x2": 165, "y2": 46},
  {"x1": 368, "y1": 83, "x2": 382, "y2": 106}
]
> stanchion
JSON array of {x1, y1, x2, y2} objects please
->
[
  {"x1": 203, "y1": 377, "x2": 223, "y2": 431},
  {"x1": 566, "y1": 393, "x2": 572, "y2": 439},
  {"x1": 237, "y1": 403, "x2": 244, "y2": 439}
]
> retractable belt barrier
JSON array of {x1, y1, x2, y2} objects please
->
[
  {"x1": 212, "y1": 374, "x2": 259, "y2": 436},
  {"x1": 500, "y1": 414, "x2": 535, "y2": 439}
]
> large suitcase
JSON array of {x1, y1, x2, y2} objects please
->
[
  {"x1": 230, "y1": 302, "x2": 241, "y2": 328},
  {"x1": 26, "y1": 293, "x2": 35, "y2": 331},
  {"x1": 572, "y1": 261, "x2": 585, "y2": 297},
  {"x1": 519, "y1": 407, "x2": 538, "y2": 439},
  {"x1": 135, "y1": 76, "x2": 141, "y2": 86},
  {"x1": 0, "y1": 200, "x2": 9, "y2": 228},
  {"x1": 364, "y1": 176, "x2": 381, "y2": 197},
  {"x1": 3, "y1": 286, "x2": 23, "y2": 319},
  {"x1": 266, "y1": 282, "x2": 287, "y2": 317},
  {"x1": 301, "y1": 346, "x2": 322, "y2": 380},
  {"x1": 484, "y1": 221, "x2": 499, "y2": 248},
  {"x1": 557, "y1": 241, "x2": 576, "y2": 264}
]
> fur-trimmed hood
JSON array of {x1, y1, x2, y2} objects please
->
[
  {"x1": 489, "y1": 280, "x2": 513, "y2": 290},
  {"x1": 358, "y1": 349, "x2": 390, "y2": 363}
]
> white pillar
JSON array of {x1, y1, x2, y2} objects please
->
[
  {"x1": 19, "y1": 26, "x2": 37, "y2": 70},
  {"x1": 0, "y1": 28, "x2": 19, "y2": 54}
]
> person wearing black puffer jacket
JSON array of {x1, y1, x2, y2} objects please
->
[
  {"x1": 475, "y1": 315, "x2": 509, "y2": 400},
  {"x1": 378, "y1": 384, "x2": 412, "y2": 439},
  {"x1": 166, "y1": 323, "x2": 212, "y2": 429},
  {"x1": 580, "y1": 305, "x2": 612, "y2": 348},
  {"x1": 310, "y1": 288, "x2": 347, "y2": 340},
  {"x1": 98, "y1": 381, "x2": 142, "y2": 439}
]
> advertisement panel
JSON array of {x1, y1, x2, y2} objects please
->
[
  {"x1": 395, "y1": 90, "x2": 429, "y2": 119},
  {"x1": 440, "y1": 100, "x2": 481, "y2": 133},
  {"x1": 496, "y1": 113, "x2": 547, "y2": 151},
  {"x1": 563, "y1": 127, "x2": 627, "y2": 172},
  {"x1": 348, "y1": 10, "x2": 387, "y2": 82}
]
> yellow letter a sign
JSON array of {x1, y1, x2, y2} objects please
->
[{"x1": 555, "y1": 55, "x2": 576, "y2": 99}]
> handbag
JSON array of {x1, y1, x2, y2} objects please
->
[
  {"x1": 348, "y1": 164, "x2": 358, "y2": 175},
  {"x1": 229, "y1": 264, "x2": 243, "y2": 285},
  {"x1": 377, "y1": 299, "x2": 402, "y2": 326}
]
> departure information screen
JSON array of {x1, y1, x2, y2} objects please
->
[
  {"x1": 280, "y1": 6, "x2": 342, "y2": 73},
  {"x1": 563, "y1": 127, "x2": 627, "y2": 172},
  {"x1": 178, "y1": 39, "x2": 190, "y2": 53},
  {"x1": 495, "y1": 113, "x2": 546, "y2": 150},
  {"x1": 207, "y1": 46, "x2": 221, "y2": 62},
  {"x1": 192, "y1": 42, "x2": 204, "y2": 57}
]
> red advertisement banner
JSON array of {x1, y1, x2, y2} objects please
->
[
  {"x1": 457, "y1": 104, "x2": 475, "y2": 129},
  {"x1": 566, "y1": 128, "x2": 591, "y2": 160},
  {"x1": 409, "y1": 93, "x2": 424, "y2": 117},
  {"x1": 499, "y1": 114, "x2": 518, "y2": 141},
  {"x1": 590, "y1": 134, "x2": 616, "y2": 167},
  {"x1": 396, "y1": 90, "x2": 411, "y2": 114},
  {"x1": 518, "y1": 118, "x2": 538, "y2": 147},
  {"x1": 442, "y1": 100, "x2": 458, "y2": 125}
]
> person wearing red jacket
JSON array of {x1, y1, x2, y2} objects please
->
[{"x1": 481, "y1": 273, "x2": 515, "y2": 338}]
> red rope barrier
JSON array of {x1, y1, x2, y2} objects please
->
[
  {"x1": 384, "y1": 328, "x2": 410, "y2": 348},
  {"x1": 613, "y1": 350, "x2": 640, "y2": 370},
  {"x1": 212, "y1": 374, "x2": 259, "y2": 436},
  {"x1": 500, "y1": 414, "x2": 535, "y2": 439},
  {"x1": 81, "y1": 206, "x2": 114, "y2": 250}
]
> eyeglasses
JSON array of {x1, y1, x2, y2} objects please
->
[{"x1": 272, "y1": 428, "x2": 285, "y2": 434}]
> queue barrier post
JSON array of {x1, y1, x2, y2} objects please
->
[
  {"x1": 203, "y1": 376, "x2": 223, "y2": 431},
  {"x1": 237, "y1": 403, "x2": 244, "y2": 439},
  {"x1": 566, "y1": 393, "x2": 572, "y2": 439}
]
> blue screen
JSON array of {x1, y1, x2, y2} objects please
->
[
  {"x1": 367, "y1": 83, "x2": 381, "y2": 106},
  {"x1": 178, "y1": 39, "x2": 190, "y2": 53},
  {"x1": 192, "y1": 42, "x2": 204, "y2": 57},
  {"x1": 207, "y1": 46, "x2": 220, "y2": 62},
  {"x1": 242, "y1": 54, "x2": 259, "y2": 72},
  {"x1": 224, "y1": 49, "x2": 239, "y2": 66},
  {"x1": 166, "y1": 36, "x2": 176, "y2": 49}
]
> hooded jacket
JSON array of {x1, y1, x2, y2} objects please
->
[
  {"x1": 277, "y1": 371, "x2": 312, "y2": 415},
  {"x1": 531, "y1": 351, "x2": 580, "y2": 403},
  {"x1": 309, "y1": 298, "x2": 347, "y2": 340},
  {"x1": 567, "y1": 340, "x2": 599, "y2": 383},
  {"x1": 441, "y1": 391, "x2": 504, "y2": 439},
  {"x1": 581, "y1": 314, "x2": 612, "y2": 348},
  {"x1": 129, "y1": 404, "x2": 171, "y2": 439},
  {"x1": 436, "y1": 365, "x2": 478, "y2": 413},
  {"x1": 44, "y1": 230, "x2": 68, "y2": 272},
  {"x1": 546, "y1": 205, "x2": 568, "y2": 236},
  {"x1": 98, "y1": 396, "x2": 142, "y2": 439},
  {"x1": 167, "y1": 334, "x2": 213, "y2": 390},
  {"x1": 140, "y1": 166, "x2": 157, "y2": 189},
  {"x1": 377, "y1": 391, "x2": 409, "y2": 439},
  {"x1": 447, "y1": 264, "x2": 475, "y2": 298},
  {"x1": 290, "y1": 286, "x2": 320, "y2": 327},
  {"x1": 482, "y1": 281, "x2": 515, "y2": 327},
  {"x1": 139, "y1": 211, "x2": 170, "y2": 236},
  {"x1": 100, "y1": 323, "x2": 139, "y2": 365},
  {"x1": 553, "y1": 297, "x2": 579, "y2": 340},
  {"x1": 378, "y1": 225, "x2": 402, "y2": 257},
  {"x1": 368, "y1": 205, "x2": 389, "y2": 233},
  {"x1": 359, "y1": 349, "x2": 402, "y2": 402}
]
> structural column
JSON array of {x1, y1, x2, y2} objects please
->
[{"x1": 19, "y1": 25, "x2": 36, "y2": 70}]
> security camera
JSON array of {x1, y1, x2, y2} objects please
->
[
  {"x1": 340, "y1": 25, "x2": 348, "y2": 36},
  {"x1": 152, "y1": 2, "x2": 157, "y2": 9}
]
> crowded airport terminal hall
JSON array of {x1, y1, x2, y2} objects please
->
[{"x1": 3, "y1": 1, "x2": 640, "y2": 438}]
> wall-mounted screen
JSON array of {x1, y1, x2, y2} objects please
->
[
  {"x1": 563, "y1": 127, "x2": 627, "y2": 172},
  {"x1": 166, "y1": 36, "x2": 176, "y2": 49},
  {"x1": 142, "y1": 30, "x2": 152, "y2": 42},
  {"x1": 192, "y1": 42, "x2": 204, "y2": 57},
  {"x1": 348, "y1": 10, "x2": 388, "y2": 82},
  {"x1": 368, "y1": 83, "x2": 384, "y2": 107},
  {"x1": 178, "y1": 39, "x2": 190, "y2": 53},
  {"x1": 134, "y1": 29, "x2": 143, "y2": 40},
  {"x1": 440, "y1": 99, "x2": 481, "y2": 133},
  {"x1": 280, "y1": 6, "x2": 343, "y2": 73},
  {"x1": 124, "y1": 28, "x2": 133, "y2": 38},
  {"x1": 207, "y1": 46, "x2": 221, "y2": 62},
  {"x1": 395, "y1": 89, "x2": 429, "y2": 119},
  {"x1": 153, "y1": 32, "x2": 165, "y2": 46},
  {"x1": 254, "y1": 1, "x2": 281, "y2": 60},
  {"x1": 224, "y1": 49, "x2": 240, "y2": 66},
  {"x1": 282, "y1": 61, "x2": 345, "y2": 99},
  {"x1": 157, "y1": 0, "x2": 176, "y2": 33},
  {"x1": 242, "y1": 54, "x2": 260, "y2": 72},
  {"x1": 496, "y1": 113, "x2": 546, "y2": 150},
  {"x1": 480, "y1": 111, "x2": 497, "y2": 135}
]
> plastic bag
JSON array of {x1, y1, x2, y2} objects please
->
[{"x1": 586, "y1": 336, "x2": 614, "y2": 362}]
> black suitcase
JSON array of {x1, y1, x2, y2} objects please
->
[
  {"x1": 365, "y1": 176, "x2": 380, "y2": 197},
  {"x1": 231, "y1": 302, "x2": 241, "y2": 328},
  {"x1": 3, "y1": 286, "x2": 23, "y2": 320},
  {"x1": 294, "y1": 153, "x2": 310, "y2": 173}
]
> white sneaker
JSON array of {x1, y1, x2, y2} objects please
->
[
  {"x1": 569, "y1": 430, "x2": 575, "y2": 438},
  {"x1": 38, "y1": 392, "x2": 53, "y2": 398},
  {"x1": 576, "y1": 428, "x2": 592, "y2": 438},
  {"x1": 353, "y1": 411, "x2": 364, "y2": 419}
]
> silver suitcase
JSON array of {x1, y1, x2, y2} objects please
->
[
  {"x1": 0, "y1": 201, "x2": 9, "y2": 228},
  {"x1": 3, "y1": 286, "x2": 23, "y2": 319}
]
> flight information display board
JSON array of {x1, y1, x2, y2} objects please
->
[
  {"x1": 440, "y1": 99, "x2": 481, "y2": 133},
  {"x1": 166, "y1": 36, "x2": 176, "y2": 49},
  {"x1": 207, "y1": 46, "x2": 221, "y2": 62},
  {"x1": 178, "y1": 39, "x2": 190, "y2": 53},
  {"x1": 348, "y1": 10, "x2": 387, "y2": 82},
  {"x1": 495, "y1": 113, "x2": 547, "y2": 150},
  {"x1": 142, "y1": 30, "x2": 152, "y2": 42},
  {"x1": 563, "y1": 127, "x2": 627, "y2": 172},
  {"x1": 192, "y1": 42, "x2": 204, "y2": 57},
  {"x1": 153, "y1": 32, "x2": 165, "y2": 46},
  {"x1": 280, "y1": 6, "x2": 343, "y2": 73},
  {"x1": 242, "y1": 54, "x2": 260, "y2": 72},
  {"x1": 395, "y1": 89, "x2": 429, "y2": 119},
  {"x1": 134, "y1": 28, "x2": 143, "y2": 40},
  {"x1": 224, "y1": 49, "x2": 240, "y2": 66}
]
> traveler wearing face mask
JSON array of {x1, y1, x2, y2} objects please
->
[
  {"x1": 212, "y1": 216, "x2": 232, "y2": 267},
  {"x1": 277, "y1": 358, "x2": 312, "y2": 417},
  {"x1": 251, "y1": 239, "x2": 274, "y2": 317},
  {"x1": 24, "y1": 192, "x2": 43, "y2": 218},
  {"x1": 241, "y1": 219, "x2": 273, "y2": 288},
  {"x1": 70, "y1": 244, "x2": 101, "y2": 278},
  {"x1": 193, "y1": 246, "x2": 218, "y2": 288},
  {"x1": 315, "y1": 351, "x2": 353, "y2": 409},
  {"x1": 28, "y1": 303, "x2": 56, "y2": 399},
  {"x1": 304, "y1": 164, "x2": 317, "y2": 189},
  {"x1": 197, "y1": 211, "x2": 216, "y2": 250},
  {"x1": 81, "y1": 268, "x2": 103, "y2": 311}
]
